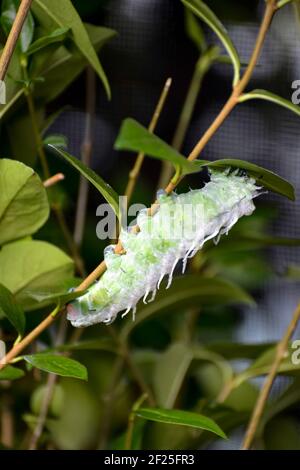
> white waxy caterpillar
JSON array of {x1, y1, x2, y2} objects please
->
[{"x1": 67, "y1": 170, "x2": 261, "y2": 327}]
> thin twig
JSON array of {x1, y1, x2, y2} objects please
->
[
  {"x1": 0, "y1": 0, "x2": 278, "y2": 371},
  {"x1": 0, "y1": 0, "x2": 33, "y2": 81},
  {"x1": 125, "y1": 393, "x2": 147, "y2": 450},
  {"x1": 74, "y1": 67, "x2": 96, "y2": 247},
  {"x1": 108, "y1": 327, "x2": 156, "y2": 406},
  {"x1": 241, "y1": 301, "x2": 300, "y2": 450},
  {"x1": 158, "y1": 50, "x2": 217, "y2": 189},
  {"x1": 28, "y1": 317, "x2": 68, "y2": 450},
  {"x1": 43, "y1": 173, "x2": 65, "y2": 188},
  {"x1": 125, "y1": 77, "x2": 172, "y2": 204}
]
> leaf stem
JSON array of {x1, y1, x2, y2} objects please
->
[
  {"x1": 0, "y1": 0, "x2": 33, "y2": 81},
  {"x1": 28, "y1": 316, "x2": 68, "y2": 450},
  {"x1": 125, "y1": 77, "x2": 172, "y2": 204},
  {"x1": 158, "y1": 47, "x2": 218, "y2": 189},
  {"x1": 241, "y1": 301, "x2": 300, "y2": 450},
  {"x1": 125, "y1": 393, "x2": 148, "y2": 450}
]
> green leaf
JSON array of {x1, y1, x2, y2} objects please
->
[
  {"x1": 5, "y1": 107, "x2": 45, "y2": 167},
  {"x1": 114, "y1": 118, "x2": 203, "y2": 175},
  {"x1": 0, "y1": 24, "x2": 115, "y2": 120},
  {"x1": 31, "y1": 0, "x2": 112, "y2": 98},
  {"x1": 24, "y1": 287, "x2": 85, "y2": 306},
  {"x1": 121, "y1": 275, "x2": 253, "y2": 339},
  {"x1": 43, "y1": 134, "x2": 68, "y2": 148},
  {"x1": 286, "y1": 265, "x2": 300, "y2": 280},
  {"x1": 184, "y1": 9, "x2": 207, "y2": 52},
  {"x1": 277, "y1": 0, "x2": 293, "y2": 8},
  {"x1": 181, "y1": 0, "x2": 240, "y2": 85},
  {"x1": 48, "y1": 145, "x2": 120, "y2": 219},
  {"x1": 154, "y1": 343, "x2": 194, "y2": 408},
  {"x1": 24, "y1": 354, "x2": 88, "y2": 380},
  {"x1": 234, "y1": 345, "x2": 300, "y2": 388},
  {"x1": 26, "y1": 27, "x2": 70, "y2": 56},
  {"x1": 0, "y1": 284, "x2": 25, "y2": 334},
  {"x1": 0, "y1": 239, "x2": 74, "y2": 310},
  {"x1": 154, "y1": 343, "x2": 232, "y2": 408},
  {"x1": 240, "y1": 89, "x2": 300, "y2": 118},
  {"x1": 0, "y1": 159, "x2": 50, "y2": 246},
  {"x1": 205, "y1": 159, "x2": 295, "y2": 201},
  {"x1": 239, "y1": 233, "x2": 300, "y2": 248},
  {"x1": 207, "y1": 341, "x2": 274, "y2": 360},
  {"x1": 0, "y1": 365, "x2": 25, "y2": 381},
  {"x1": 262, "y1": 379, "x2": 300, "y2": 432},
  {"x1": 135, "y1": 407, "x2": 227, "y2": 439},
  {"x1": 1, "y1": 0, "x2": 35, "y2": 52}
]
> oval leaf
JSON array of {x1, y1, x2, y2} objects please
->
[
  {"x1": 135, "y1": 407, "x2": 226, "y2": 439},
  {"x1": 154, "y1": 343, "x2": 193, "y2": 409},
  {"x1": 205, "y1": 159, "x2": 295, "y2": 201},
  {"x1": 114, "y1": 118, "x2": 202, "y2": 175},
  {"x1": 24, "y1": 354, "x2": 88, "y2": 380},
  {"x1": 43, "y1": 134, "x2": 68, "y2": 149},
  {"x1": 48, "y1": 145, "x2": 120, "y2": 219},
  {"x1": 0, "y1": 365, "x2": 25, "y2": 381},
  {"x1": 184, "y1": 9, "x2": 207, "y2": 52},
  {"x1": 182, "y1": 0, "x2": 240, "y2": 85},
  {"x1": 0, "y1": 239, "x2": 74, "y2": 311},
  {"x1": 26, "y1": 27, "x2": 70, "y2": 56},
  {"x1": 0, "y1": 284, "x2": 25, "y2": 335},
  {"x1": 0, "y1": 159, "x2": 50, "y2": 246}
]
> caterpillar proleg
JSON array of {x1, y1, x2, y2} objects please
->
[{"x1": 67, "y1": 170, "x2": 261, "y2": 327}]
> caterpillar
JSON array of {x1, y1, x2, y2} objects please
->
[{"x1": 67, "y1": 169, "x2": 261, "y2": 328}]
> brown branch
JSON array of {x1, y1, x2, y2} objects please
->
[
  {"x1": 158, "y1": 49, "x2": 217, "y2": 189},
  {"x1": 0, "y1": 0, "x2": 278, "y2": 371},
  {"x1": 186, "y1": 0, "x2": 277, "y2": 162},
  {"x1": 241, "y1": 301, "x2": 300, "y2": 450},
  {"x1": 125, "y1": 77, "x2": 172, "y2": 204},
  {"x1": 0, "y1": 0, "x2": 33, "y2": 81}
]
